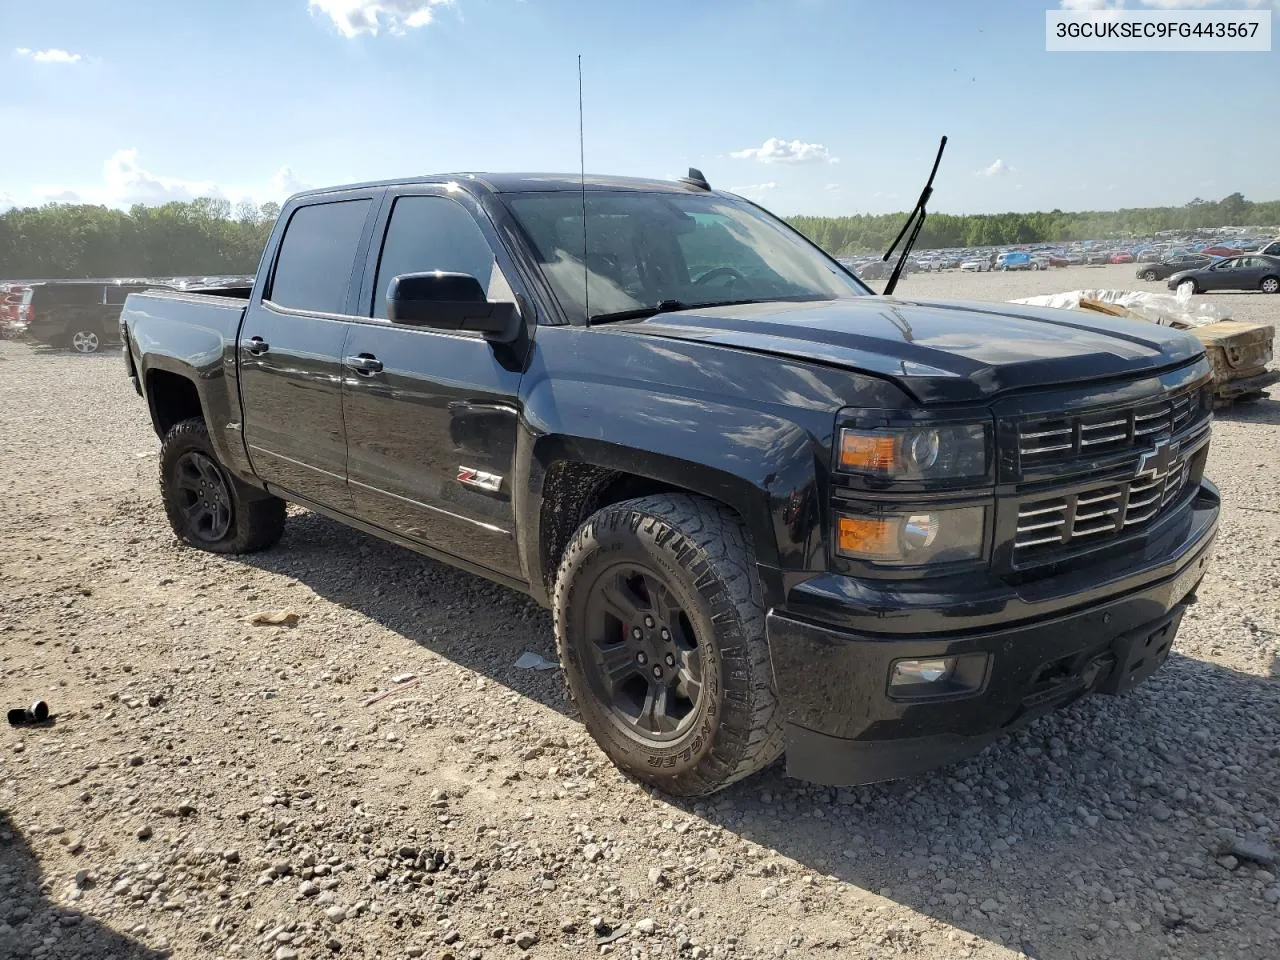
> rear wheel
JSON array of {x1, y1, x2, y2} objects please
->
[
  {"x1": 554, "y1": 494, "x2": 783, "y2": 796},
  {"x1": 1261, "y1": 276, "x2": 1280, "y2": 294},
  {"x1": 69, "y1": 330, "x2": 101, "y2": 353},
  {"x1": 160, "y1": 418, "x2": 286, "y2": 553}
]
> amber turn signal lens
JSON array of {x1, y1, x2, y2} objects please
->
[
  {"x1": 838, "y1": 432, "x2": 898, "y2": 473},
  {"x1": 837, "y1": 515, "x2": 899, "y2": 560}
]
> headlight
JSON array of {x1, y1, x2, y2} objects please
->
[
  {"x1": 836, "y1": 506, "x2": 986, "y2": 565},
  {"x1": 837, "y1": 423, "x2": 987, "y2": 480}
]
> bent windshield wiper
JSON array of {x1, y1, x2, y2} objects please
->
[
  {"x1": 881, "y1": 135, "x2": 948, "y2": 297},
  {"x1": 589, "y1": 296, "x2": 826, "y2": 325}
]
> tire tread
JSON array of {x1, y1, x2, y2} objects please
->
[{"x1": 554, "y1": 493, "x2": 784, "y2": 795}]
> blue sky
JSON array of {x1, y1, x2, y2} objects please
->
[{"x1": 1, "y1": 0, "x2": 1276, "y2": 216}]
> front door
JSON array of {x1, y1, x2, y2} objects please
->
[
  {"x1": 341, "y1": 188, "x2": 530, "y2": 580},
  {"x1": 239, "y1": 192, "x2": 379, "y2": 512},
  {"x1": 1203, "y1": 257, "x2": 1244, "y2": 291}
]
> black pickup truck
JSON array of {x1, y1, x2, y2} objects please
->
[{"x1": 122, "y1": 173, "x2": 1219, "y2": 796}]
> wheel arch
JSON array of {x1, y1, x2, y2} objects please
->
[
  {"x1": 519, "y1": 426, "x2": 823, "y2": 608},
  {"x1": 145, "y1": 367, "x2": 205, "y2": 438}
]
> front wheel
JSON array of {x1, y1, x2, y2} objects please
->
[
  {"x1": 1141, "y1": 270, "x2": 1158, "y2": 281},
  {"x1": 1177, "y1": 279, "x2": 1198, "y2": 297},
  {"x1": 554, "y1": 494, "x2": 783, "y2": 797},
  {"x1": 1261, "y1": 276, "x2": 1280, "y2": 294},
  {"x1": 159, "y1": 418, "x2": 286, "y2": 553}
]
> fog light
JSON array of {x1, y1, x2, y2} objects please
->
[
  {"x1": 888, "y1": 653, "x2": 989, "y2": 699},
  {"x1": 890, "y1": 658, "x2": 954, "y2": 686}
]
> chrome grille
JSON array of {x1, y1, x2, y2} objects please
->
[
  {"x1": 1014, "y1": 449, "x2": 1193, "y2": 555},
  {"x1": 1017, "y1": 383, "x2": 1205, "y2": 467}
]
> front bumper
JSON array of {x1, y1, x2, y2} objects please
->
[{"x1": 766, "y1": 480, "x2": 1219, "y2": 786}]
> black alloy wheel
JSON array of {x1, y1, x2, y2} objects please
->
[
  {"x1": 554, "y1": 494, "x2": 783, "y2": 796},
  {"x1": 172, "y1": 450, "x2": 233, "y2": 542},
  {"x1": 581, "y1": 564, "x2": 703, "y2": 743}
]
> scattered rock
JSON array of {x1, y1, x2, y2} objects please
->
[{"x1": 515, "y1": 931, "x2": 538, "y2": 950}]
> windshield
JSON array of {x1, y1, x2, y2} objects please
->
[{"x1": 503, "y1": 191, "x2": 868, "y2": 323}]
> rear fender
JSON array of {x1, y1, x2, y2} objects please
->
[{"x1": 126, "y1": 295, "x2": 255, "y2": 481}]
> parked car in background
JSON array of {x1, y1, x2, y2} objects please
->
[
  {"x1": 1110, "y1": 252, "x2": 1135, "y2": 264},
  {"x1": 855, "y1": 259, "x2": 892, "y2": 283},
  {"x1": 1200, "y1": 245, "x2": 1242, "y2": 258},
  {"x1": 959, "y1": 258, "x2": 989, "y2": 272},
  {"x1": 1167, "y1": 255, "x2": 1280, "y2": 296},
  {"x1": 22, "y1": 280, "x2": 159, "y2": 353},
  {"x1": 1136, "y1": 254, "x2": 1216, "y2": 281},
  {"x1": 1259, "y1": 239, "x2": 1280, "y2": 257},
  {"x1": 996, "y1": 251, "x2": 1037, "y2": 271},
  {"x1": 0, "y1": 284, "x2": 32, "y2": 338}
]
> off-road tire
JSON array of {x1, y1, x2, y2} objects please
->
[
  {"x1": 554, "y1": 494, "x2": 784, "y2": 796},
  {"x1": 159, "y1": 417, "x2": 286, "y2": 554}
]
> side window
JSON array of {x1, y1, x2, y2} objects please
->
[
  {"x1": 372, "y1": 195, "x2": 513, "y2": 320},
  {"x1": 268, "y1": 199, "x2": 371, "y2": 314}
]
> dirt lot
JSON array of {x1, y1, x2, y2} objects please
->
[{"x1": 2, "y1": 264, "x2": 1278, "y2": 960}]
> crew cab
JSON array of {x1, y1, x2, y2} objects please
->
[{"x1": 121, "y1": 173, "x2": 1219, "y2": 796}]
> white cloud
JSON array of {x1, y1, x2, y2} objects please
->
[
  {"x1": 730, "y1": 138, "x2": 836, "y2": 165},
  {"x1": 728, "y1": 182, "x2": 777, "y2": 199},
  {"x1": 0, "y1": 191, "x2": 16, "y2": 212},
  {"x1": 266, "y1": 166, "x2": 310, "y2": 200},
  {"x1": 27, "y1": 150, "x2": 310, "y2": 209},
  {"x1": 976, "y1": 159, "x2": 1014, "y2": 177},
  {"x1": 14, "y1": 47, "x2": 84, "y2": 63},
  {"x1": 824, "y1": 183, "x2": 841, "y2": 192},
  {"x1": 308, "y1": 0, "x2": 453, "y2": 37}
]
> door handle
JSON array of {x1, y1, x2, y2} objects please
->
[
  {"x1": 345, "y1": 354, "x2": 383, "y2": 375},
  {"x1": 242, "y1": 336, "x2": 269, "y2": 356}
]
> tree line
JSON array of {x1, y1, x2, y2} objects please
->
[
  {"x1": 2, "y1": 192, "x2": 1277, "y2": 280},
  {"x1": 0, "y1": 198, "x2": 278, "y2": 280},
  {"x1": 789, "y1": 193, "x2": 1280, "y2": 257}
]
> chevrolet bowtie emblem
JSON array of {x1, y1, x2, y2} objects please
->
[{"x1": 1136, "y1": 438, "x2": 1179, "y2": 478}]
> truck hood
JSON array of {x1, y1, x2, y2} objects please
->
[{"x1": 617, "y1": 296, "x2": 1204, "y2": 403}]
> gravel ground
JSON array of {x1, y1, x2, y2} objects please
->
[{"x1": 1, "y1": 264, "x2": 1278, "y2": 960}]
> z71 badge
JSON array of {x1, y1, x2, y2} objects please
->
[{"x1": 457, "y1": 466, "x2": 503, "y2": 493}]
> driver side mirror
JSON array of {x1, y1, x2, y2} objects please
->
[{"x1": 387, "y1": 272, "x2": 520, "y2": 343}]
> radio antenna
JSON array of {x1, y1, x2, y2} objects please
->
[{"x1": 578, "y1": 54, "x2": 590, "y2": 326}]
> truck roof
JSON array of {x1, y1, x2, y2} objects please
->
[{"x1": 291, "y1": 173, "x2": 716, "y2": 202}]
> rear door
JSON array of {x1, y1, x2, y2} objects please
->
[
  {"x1": 238, "y1": 190, "x2": 381, "y2": 512},
  {"x1": 340, "y1": 186, "x2": 530, "y2": 580},
  {"x1": 1234, "y1": 257, "x2": 1269, "y2": 289}
]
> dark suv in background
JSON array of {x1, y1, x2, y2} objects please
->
[{"x1": 22, "y1": 280, "x2": 155, "y2": 353}]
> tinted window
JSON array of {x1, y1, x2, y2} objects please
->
[
  {"x1": 104, "y1": 286, "x2": 144, "y2": 306},
  {"x1": 269, "y1": 199, "x2": 371, "y2": 314},
  {"x1": 372, "y1": 196, "x2": 510, "y2": 319},
  {"x1": 35, "y1": 284, "x2": 102, "y2": 306}
]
